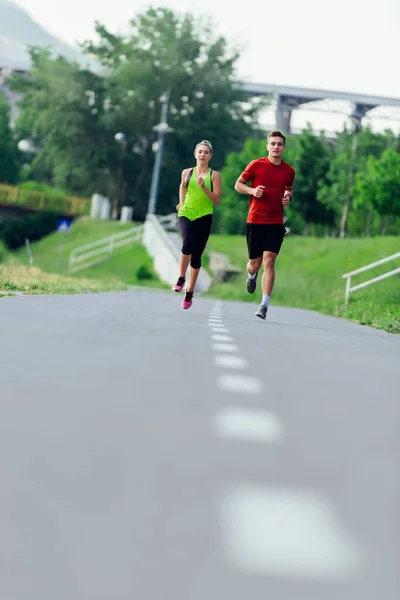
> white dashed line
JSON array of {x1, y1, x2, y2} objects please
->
[
  {"x1": 219, "y1": 484, "x2": 366, "y2": 581},
  {"x1": 212, "y1": 343, "x2": 239, "y2": 353},
  {"x1": 211, "y1": 407, "x2": 284, "y2": 443},
  {"x1": 213, "y1": 355, "x2": 247, "y2": 369},
  {"x1": 217, "y1": 374, "x2": 263, "y2": 394},
  {"x1": 212, "y1": 334, "x2": 235, "y2": 343},
  {"x1": 211, "y1": 328, "x2": 230, "y2": 334}
]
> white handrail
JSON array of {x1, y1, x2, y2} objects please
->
[
  {"x1": 68, "y1": 225, "x2": 144, "y2": 272},
  {"x1": 70, "y1": 227, "x2": 143, "y2": 254},
  {"x1": 68, "y1": 213, "x2": 177, "y2": 273},
  {"x1": 69, "y1": 231, "x2": 143, "y2": 265},
  {"x1": 342, "y1": 252, "x2": 400, "y2": 304}
]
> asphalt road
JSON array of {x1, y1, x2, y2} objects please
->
[{"x1": 1, "y1": 289, "x2": 399, "y2": 600}]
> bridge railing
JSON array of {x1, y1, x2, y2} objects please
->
[
  {"x1": 0, "y1": 184, "x2": 90, "y2": 215},
  {"x1": 342, "y1": 252, "x2": 400, "y2": 304}
]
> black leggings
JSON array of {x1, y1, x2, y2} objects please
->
[{"x1": 178, "y1": 214, "x2": 212, "y2": 269}]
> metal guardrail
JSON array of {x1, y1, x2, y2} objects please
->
[
  {"x1": 0, "y1": 183, "x2": 90, "y2": 215},
  {"x1": 68, "y1": 213, "x2": 177, "y2": 273},
  {"x1": 342, "y1": 252, "x2": 400, "y2": 304}
]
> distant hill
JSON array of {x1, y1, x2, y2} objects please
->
[{"x1": 0, "y1": 0, "x2": 93, "y2": 70}]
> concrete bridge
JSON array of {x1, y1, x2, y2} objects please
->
[{"x1": 239, "y1": 82, "x2": 400, "y2": 133}]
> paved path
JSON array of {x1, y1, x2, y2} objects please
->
[{"x1": 1, "y1": 289, "x2": 399, "y2": 599}]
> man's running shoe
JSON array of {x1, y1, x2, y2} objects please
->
[
  {"x1": 172, "y1": 276, "x2": 185, "y2": 292},
  {"x1": 255, "y1": 304, "x2": 268, "y2": 320},
  {"x1": 182, "y1": 290, "x2": 193, "y2": 310},
  {"x1": 246, "y1": 272, "x2": 258, "y2": 294}
]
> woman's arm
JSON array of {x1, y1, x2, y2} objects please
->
[
  {"x1": 176, "y1": 169, "x2": 189, "y2": 210},
  {"x1": 198, "y1": 171, "x2": 222, "y2": 206}
]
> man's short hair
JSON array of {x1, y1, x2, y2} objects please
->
[{"x1": 268, "y1": 130, "x2": 286, "y2": 145}]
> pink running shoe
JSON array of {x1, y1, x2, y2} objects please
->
[
  {"x1": 172, "y1": 276, "x2": 185, "y2": 292},
  {"x1": 181, "y1": 290, "x2": 193, "y2": 309}
]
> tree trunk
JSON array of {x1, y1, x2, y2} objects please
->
[
  {"x1": 381, "y1": 214, "x2": 389, "y2": 235},
  {"x1": 339, "y1": 134, "x2": 358, "y2": 238},
  {"x1": 304, "y1": 222, "x2": 310, "y2": 236},
  {"x1": 365, "y1": 207, "x2": 373, "y2": 237}
]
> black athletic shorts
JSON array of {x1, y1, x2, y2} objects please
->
[{"x1": 246, "y1": 223, "x2": 286, "y2": 258}]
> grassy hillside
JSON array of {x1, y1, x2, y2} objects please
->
[
  {"x1": 206, "y1": 235, "x2": 400, "y2": 334},
  {"x1": 2, "y1": 217, "x2": 167, "y2": 294},
  {"x1": 15, "y1": 217, "x2": 136, "y2": 273},
  {"x1": 11, "y1": 217, "x2": 165, "y2": 288}
]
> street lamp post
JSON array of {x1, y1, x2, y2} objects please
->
[
  {"x1": 113, "y1": 132, "x2": 127, "y2": 219},
  {"x1": 147, "y1": 92, "x2": 172, "y2": 216},
  {"x1": 339, "y1": 107, "x2": 363, "y2": 239}
]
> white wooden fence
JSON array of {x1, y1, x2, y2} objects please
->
[
  {"x1": 342, "y1": 252, "x2": 400, "y2": 304},
  {"x1": 68, "y1": 214, "x2": 177, "y2": 273}
]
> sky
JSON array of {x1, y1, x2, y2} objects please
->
[{"x1": 11, "y1": 0, "x2": 400, "y2": 133}]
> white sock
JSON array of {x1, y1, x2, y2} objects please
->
[
  {"x1": 262, "y1": 295, "x2": 270, "y2": 307},
  {"x1": 247, "y1": 271, "x2": 257, "y2": 280}
]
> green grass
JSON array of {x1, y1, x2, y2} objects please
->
[
  {"x1": 14, "y1": 217, "x2": 136, "y2": 273},
  {"x1": 206, "y1": 235, "x2": 400, "y2": 334},
  {"x1": 74, "y1": 245, "x2": 168, "y2": 288},
  {"x1": 0, "y1": 264, "x2": 128, "y2": 296},
  {"x1": 10, "y1": 217, "x2": 167, "y2": 289}
]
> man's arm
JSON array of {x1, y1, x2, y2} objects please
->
[
  {"x1": 282, "y1": 184, "x2": 294, "y2": 206},
  {"x1": 235, "y1": 176, "x2": 264, "y2": 199}
]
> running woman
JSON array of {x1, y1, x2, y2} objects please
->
[
  {"x1": 173, "y1": 140, "x2": 222, "y2": 309},
  {"x1": 234, "y1": 130, "x2": 295, "y2": 320}
]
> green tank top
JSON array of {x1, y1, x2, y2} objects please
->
[{"x1": 178, "y1": 167, "x2": 214, "y2": 221}]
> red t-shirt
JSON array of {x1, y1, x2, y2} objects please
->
[{"x1": 240, "y1": 157, "x2": 295, "y2": 224}]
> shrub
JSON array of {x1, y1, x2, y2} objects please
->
[
  {"x1": 136, "y1": 264, "x2": 155, "y2": 281},
  {"x1": 0, "y1": 240, "x2": 7, "y2": 262},
  {"x1": 0, "y1": 211, "x2": 64, "y2": 249}
]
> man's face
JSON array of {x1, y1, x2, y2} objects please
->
[{"x1": 267, "y1": 136, "x2": 285, "y2": 158}]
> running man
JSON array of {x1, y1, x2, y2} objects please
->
[
  {"x1": 234, "y1": 130, "x2": 295, "y2": 319},
  {"x1": 173, "y1": 140, "x2": 222, "y2": 309}
]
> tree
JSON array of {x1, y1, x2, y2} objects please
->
[
  {"x1": 10, "y1": 48, "x2": 114, "y2": 197},
  {"x1": 0, "y1": 93, "x2": 19, "y2": 184},
  {"x1": 354, "y1": 148, "x2": 400, "y2": 234},
  {"x1": 283, "y1": 126, "x2": 333, "y2": 234},
  {"x1": 10, "y1": 7, "x2": 268, "y2": 218},
  {"x1": 82, "y1": 7, "x2": 267, "y2": 217},
  {"x1": 317, "y1": 127, "x2": 398, "y2": 236}
]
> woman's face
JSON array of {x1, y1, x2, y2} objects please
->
[{"x1": 194, "y1": 144, "x2": 212, "y2": 163}]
